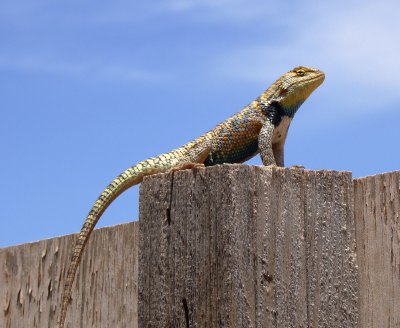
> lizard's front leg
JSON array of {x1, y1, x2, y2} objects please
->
[{"x1": 258, "y1": 121, "x2": 277, "y2": 166}]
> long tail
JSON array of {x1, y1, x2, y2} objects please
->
[
  {"x1": 57, "y1": 160, "x2": 163, "y2": 328},
  {"x1": 57, "y1": 139, "x2": 211, "y2": 328}
]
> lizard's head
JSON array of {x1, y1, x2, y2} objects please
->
[{"x1": 272, "y1": 66, "x2": 325, "y2": 116}]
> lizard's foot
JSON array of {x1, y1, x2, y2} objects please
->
[
  {"x1": 259, "y1": 164, "x2": 279, "y2": 171},
  {"x1": 168, "y1": 162, "x2": 205, "y2": 173},
  {"x1": 289, "y1": 165, "x2": 305, "y2": 169},
  {"x1": 184, "y1": 162, "x2": 205, "y2": 169},
  {"x1": 261, "y1": 164, "x2": 277, "y2": 168}
]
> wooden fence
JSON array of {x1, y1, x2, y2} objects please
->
[{"x1": 1, "y1": 165, "x2": 399, "y2": 327}]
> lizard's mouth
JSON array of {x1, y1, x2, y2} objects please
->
[
  {"x1": 298, "y1": 72, "x2": 325, "y2": 92},
  {"x1": 310, "y1": 71, "x2": 325, "y2": 83}
]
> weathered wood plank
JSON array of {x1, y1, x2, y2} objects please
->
[
  {"x1": 0, "y1": 222, "x2": 138, "y2": 328},
  {"x1": 354, "y1": 171, "x2": 400, "y2": 328},
  {"x1": 8, "y1": 166, "x2": 400, "y2": 327},
  {"x1": 138, "y1": 165, "x2": 359, "y2": 327}
]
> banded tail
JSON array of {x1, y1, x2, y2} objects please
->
[{"x1": 58, "y1": 141, "x2": 210, "y2": 328}]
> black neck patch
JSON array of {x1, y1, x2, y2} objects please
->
[{"x1": 260, "y1": 101, "x2": 284, "y2": 127}]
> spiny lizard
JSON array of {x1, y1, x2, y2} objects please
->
[{"x1": 58, "y1": 66, "x2": 324, "y2": 327}]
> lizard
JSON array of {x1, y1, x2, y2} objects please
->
[{"x1": 58, "y1": 66, "x2": 324, "y2": 327}]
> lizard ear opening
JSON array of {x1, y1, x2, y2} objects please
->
[{"x1": 279, "y1": 88, "x2": 288, "y2": 96}]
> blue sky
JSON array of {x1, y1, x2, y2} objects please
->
[{"x1": 1, "y1": 0, "x2": 400, "y2": 247}]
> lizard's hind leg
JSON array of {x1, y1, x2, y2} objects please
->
[{"x1": 168, "y1": 140, "x2": 210, "y2": 172}]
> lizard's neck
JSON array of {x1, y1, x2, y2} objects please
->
[
  {"x1": 260, "y1": 99, "x2": 303, "y2": 127},
  {"x1": 281, "y1": 100, "x2": 304, "y2": 118}
]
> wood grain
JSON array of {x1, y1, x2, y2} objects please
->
[
  {"x1": 4, "y1": 166, "x2": 400, "y2": 327},
  {"x1": 0, "y1": 222, "x2": 138, "y2": 328},
  {"x1": 138, "y1": 165, "x2": 359, "y2": 327},
  {"x1": 354, "y1": 171, "x2": 400, "y2": 328}
]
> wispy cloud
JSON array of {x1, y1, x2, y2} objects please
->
[
  {"x1": 2, "y1": 0, "x2": 400, "y2": 113},
  {"x1": 72, "y1": 0, "x2": 287, "y2": 25},
  {"x1": 72, "y1": 0, "x2": 291, "y2": 25},
  {"x1": 166, "y1": 0, "x2": 289, "y2": 20},
  {"x1": 0, "y1": 55, "x2": 164, "y2": 83}
]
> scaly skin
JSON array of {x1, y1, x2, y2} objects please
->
[{"x1": 58, "y1": 66, "x2": 324, "y2": 327}]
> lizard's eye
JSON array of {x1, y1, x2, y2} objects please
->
[{"x1": 296, "y1": 69, "x2": 305, "y2": 77}]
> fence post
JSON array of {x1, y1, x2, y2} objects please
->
[
  {"x1": 354, "y1": 171, "x2": 400, "y2": 327},
  {"x1": 138, "y1": 165, "x2": 359, "y2": 327}
]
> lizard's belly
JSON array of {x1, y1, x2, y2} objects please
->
[
  {"x1": 272, "y1": 116, "x2": 291, "y2": 143},
  {"x1": 204, "y1": 138, "x2": 259, "y2": 165}
]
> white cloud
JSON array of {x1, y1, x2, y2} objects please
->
[
  {"x1": 314, "y1": 2, "x2": 400, "y2": 81},
  {"x1": 211, "y1": 1, "x2": 400, "y2": 114}
]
